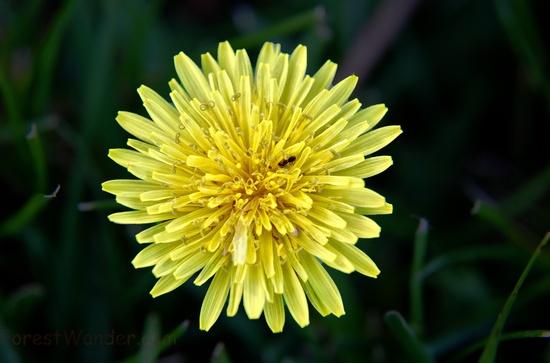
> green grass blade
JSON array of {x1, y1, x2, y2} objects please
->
[
  {"x1": 471, "y1": 200, "x2": 534, "y2": 250},
  {"x1": 494, "y1": 0, "x2": 550, "y2": 111},
  {"x1": 227, "y1": 6, "x2": 325, "y2": 49},
  {"x1": 384, "y1": 310, "x2": 436, "y2": 363},
  {"x1": 114, "y1": 320, "x2": 187, "y2": 363},
  {"x1": 451, "y1": 330, "x2": 550, "y2": 362},
  {"x1": 0, "y1": 69, "x2": 26, "y2": 159},
  {"x1": 76, "y1": 199, "x2": 121, "y2": 212},
  {"x1": 501, "y1": 164, "x2": 550, "y2": 217},
  {"x1": 478, "y1": 232, "x2": 549, "y2": 363},
  {"x1": 136, "y1": 313, "x2": 161, "y2": 363},
  {"x1": 54, "y1": 0, "x2": 118, "y2": 333},
  {"x1": 1, "y1": 0, "x2": 44, "y2": 55},
  {"x1": 211, "y1": 342, "x2": 233, "y2": 363},
  {"x1": 2, "y1": 284, "x2": 44, "y2": 327},
  {"x1": 410, "y1": 218, "x2": 429, "y2": 335},
  {"x1": 157, "y1": 320, "x2": 187, "y2": 354},
  {"x1": 0, "y1": 193, "x2": 52, "y2": 237},
  {"x1": 26, "y1": 124, "x2": 47, "y2": 193},
  {"x1": 420, "y1": 245, "x2": 513, "y2": 280},
  {"x1": 32, "y1": 0, "x2": 79, "y2": 113}
]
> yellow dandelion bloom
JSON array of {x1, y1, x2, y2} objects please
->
[{"x1": 102, "y1": 41, "x2": 402, "y2": 332}]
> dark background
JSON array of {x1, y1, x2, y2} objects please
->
[{"x1": 1, "y1": 0, "x2": 549, "y2": 362}]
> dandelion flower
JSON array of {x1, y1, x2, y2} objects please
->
[{"x1": 102, "y1": 41, "x2": 402, "y2": 332}]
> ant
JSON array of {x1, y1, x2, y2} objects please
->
[{"x1": 278, "y1": 155, "x2": 296, "y2": 167}]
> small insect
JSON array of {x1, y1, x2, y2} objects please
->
[{"x1": 278, "y1": 155, "x2": 296, "y2": 167}]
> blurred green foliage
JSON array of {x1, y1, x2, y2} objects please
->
[{"x1": 1, "y1": 0, "x2": 549, "y2": 362}]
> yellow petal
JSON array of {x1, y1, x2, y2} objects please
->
[
  {"x1": 174, "y1": 51, "x2": 212, "y2": 102},
  {"x1": 115, "y1": 196, "x2": 150, "y2": 210},
  {"x1": 332, "y1": 155, "x2": 393, "y2": 178},
  {"x1": 320, "y1": 75, "x2": 357, "y2": 109},
  {"x1": 355, "y1": 203, "x2": 393, "y2": 215},
  {"x1": 300, "y1": 175, "x2": 355, "y2": 187},
  {"x1": 288, "y1": 213, "x2": 329, "y2": 245},
  {"x1": 201, "y1": 52, "x2": 221, "y2": 76},
  {"x1": 168, "y1": 78, "x2": 192, "y2": 103},
  {"x1": 347, "y1": 103, "x2": 388, "y2": 130},
  {"x1": 308, "y1": 118, "x2": 348, "y2": 151},
  {"x1": 227, "y1": 280, "x2": 243, "y2": 317},
  {"x1": 232, "y1": 216, "x2": 251, "y2": 265},
  {"x1": 270, "y1": 242, "x2": 284, "y2": 294},
  {"x1": 150, "y1": 274, "x2": 188, "y2": 297},
  {"x1": 298, "y1": 104, "x2": 341, "y2": 140},
  {"x1": 330, "y1": 242, "x2": 380, "y2": 278},
  {"x1": 108, "y1": 149, "x2": 169, "y2": 171},
  {"x1": 307, "y1": 204, "x2": 347, "y2": 230},
  {"x1": 152, "y1": 256, "x2": 181, "y2": 277},
  {"x1": 138, "y1": 85, "x2": 180, "y2": 134},
  {"x1": 243, "y1": 264, "x2": 266, "y2": 319},
  {"x1": 318, "y1": 187, "x2": 386, "y2": 209},
  {"x1": 264, "y1": 283, "x2": 285, "y2": 333},
  {"x1": 173, "y1": 251, "x2": 212, "y2": 280},
  {"x1": 235, "y1": 49, "x2": 253, "y2": 82},
  {"x1": 256, "y1": 41, "x2": 280, "y2": 70},
  {"x1": 301, "y1": 60, "x2": 337, "y2": 106},
  {"x1": 138, "y1": 189, "x2": 175, "y2": 202},
  {"x1": 236, "y1": 75, "x2": 253, "y2": 140},
  {"x1": 211, "y1": 75, "x2": 237, "y2": 127},
  {"x1": 108, "y1": 210, "x2": 174, "y2": 224},
  {"x1": 102, "y1": 179, "x2": 164, "y2": 197},
  {"x1": 321, "y1": 242, "x2": 355, "y2": 273},
  {"x1": 153, "y1": 224, "x2": 200, "y2": 244},
  {"x1": 281, "y1": 261, "x2": 309, "y2": 327},
  {"x1": 330, "y1": 227, "x2": 359, "y2": 244},
  {"x1": 259, "y1": 232, "x2": 275, "y2": 278},
  {"x1": 299, "y1": 251, "x2": 345, "y2": 316},
  {"x1": 337, "y1": 213, "x2": 381, "y2": 238},
  {"x1": 194, "y1": 251, "x2": 227, "y2": 286},
  {"x1": 135, "y1": 222, "x2": 169, "y2": 243},
  {"x1": 164, "y1": 208, "x2": 213, "y2": 233},
  {"x1": 271, "y1": 53, "x2": 288, "y2": 95},
  {"x1": 327, "y1": 120, "x2": 370, "y2": 149},
  {"x1": 200, "y1": 268, "x2": 231, "y2": 331},
  {"x1": 132, "y1": 242, "x2": 177, "y2": 268},
  {"x1": 116, "y1": 111, "x2": 161, "y2": 144},
  {"x1": 334, "y1": 98, "x2": 362, "y2": 123},
  {"x1": 280, "y1": 44, "x2": 307, "y2": 104},
  {"x1": 291, "y1": 232, "x2": 336, "y2": 262},
  {"x1": 308, "y1": 194, "x2": 355, "y2": 214},
  {"x1": 325, "y1": 154, "x2": 364, "y2": 174},
  {"x1": 342, "y1": 125, "x2": 402, "y2": 157},
  {"x1": 217, "y1": 41, "x2": 237, "y2": 86}
]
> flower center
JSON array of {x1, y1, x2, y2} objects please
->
[
  {"x1": 200, "y1": 122, "x2": 312, "y2": 235},
  {"x1": 173, "y1": 90, "x2": 336, "y2": 264}
]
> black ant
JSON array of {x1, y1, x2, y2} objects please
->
[{"x1": 278, "y1": 155, "x2": 296, "y2": 167}]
